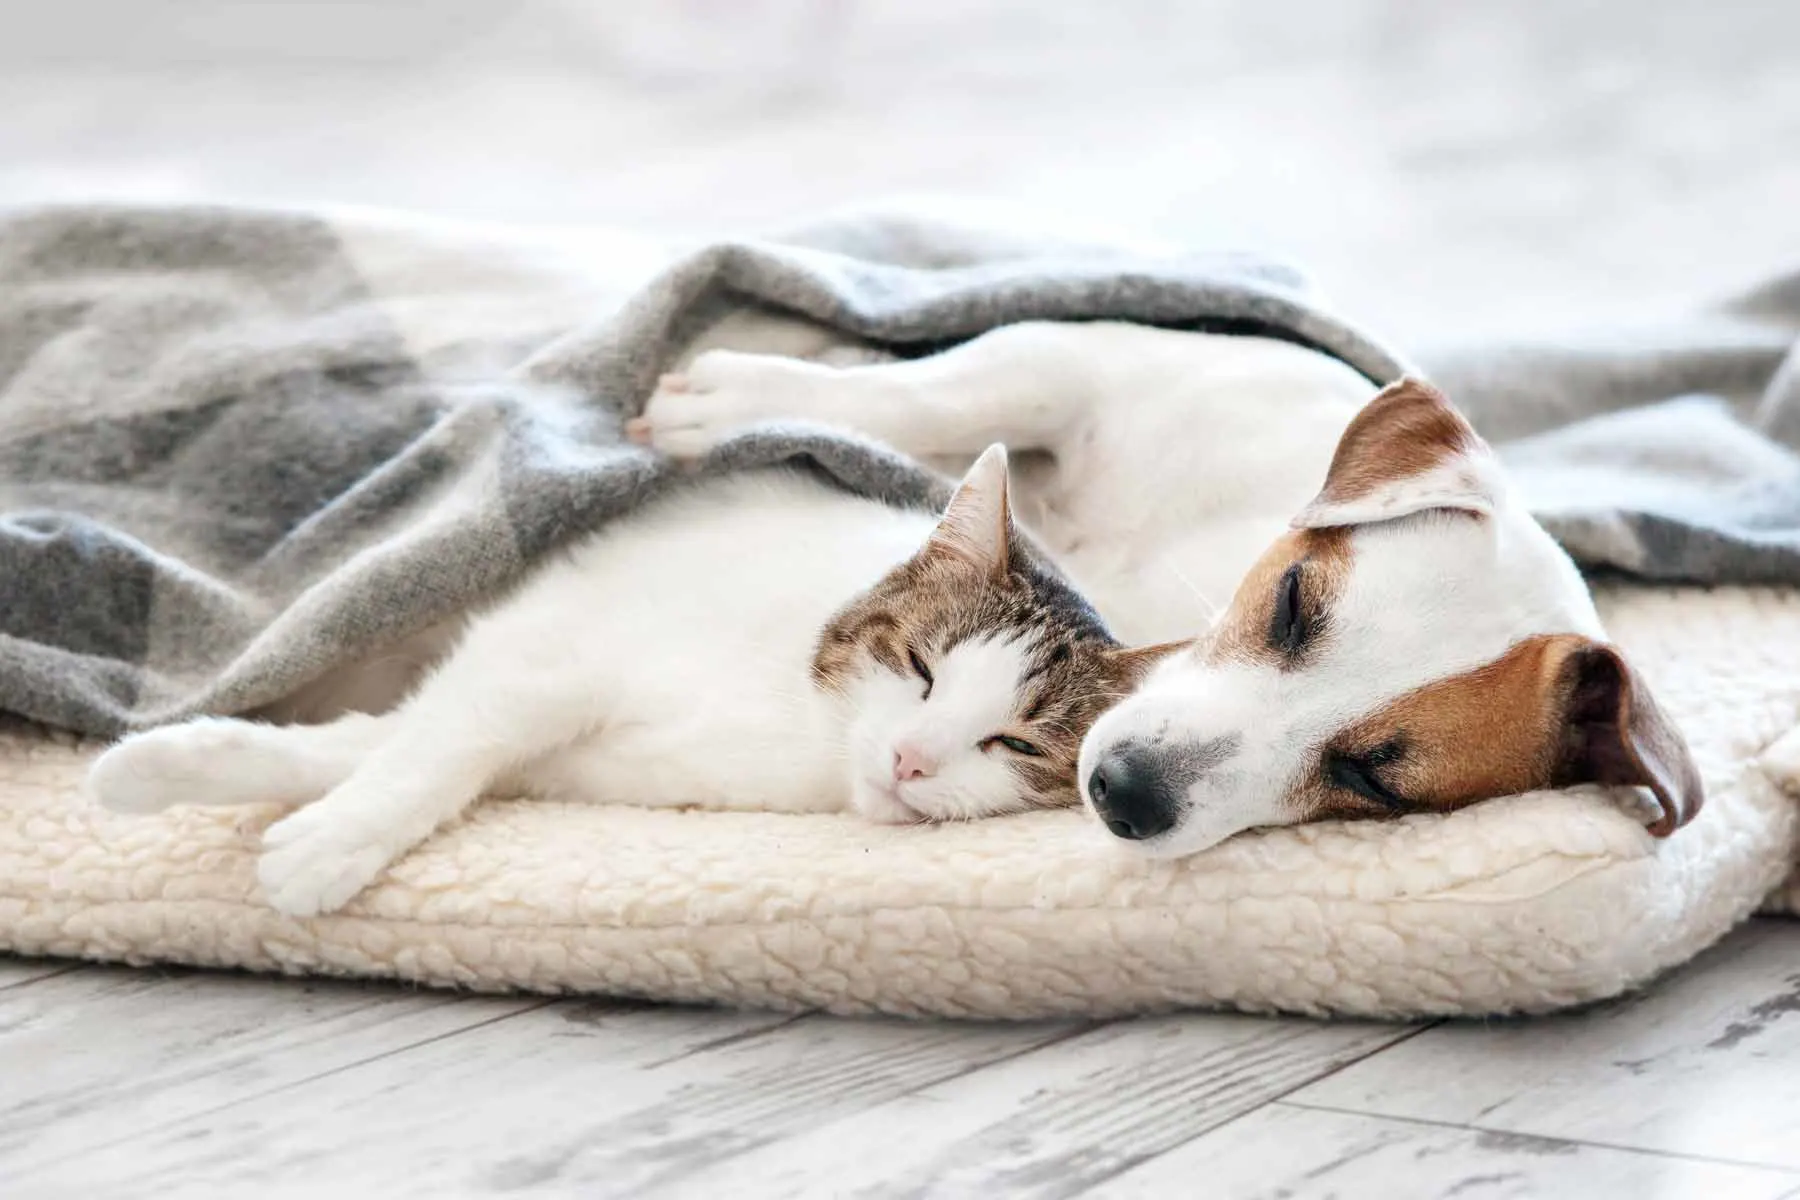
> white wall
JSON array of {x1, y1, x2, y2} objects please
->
[{"x1": 4, "y1": 0, "x2": 1796, "y2": 343}]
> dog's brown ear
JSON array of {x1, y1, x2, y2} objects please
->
[
  {"x1": 1551, "y1": 638, "x2": 1704, "y2": 837},
  {"x1": 1294, "y1": 377, "x2": 1504, "y2": 530},
  {"x1": 1103, "y1": 639, "x2": 1193, "y2": 684}
]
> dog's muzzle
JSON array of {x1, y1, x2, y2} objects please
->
[{"x1": 1085, "y1": 734, "x2": 1240, "y2": 843}]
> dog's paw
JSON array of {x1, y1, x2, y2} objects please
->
[
  {"x1": 257, "y1": 803, "x2": 398, "y2": 917},
  {"x1": 88, "y1": 720, "x2": 270, "y2": 813},
  {"x1": 628, "y1": 350, "x2": 819, "y2": 458}
]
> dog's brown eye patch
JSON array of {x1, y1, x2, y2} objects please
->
[
  {"x1": 1292, "y1": 637, "x2": 1579, "y2": 825},
  {"x1": 1324, "y1": 740, "x2": 1407, "y2": 809},
  {"x1": 1205, "y1": 528, "x2": 1352, "y2": 669}
]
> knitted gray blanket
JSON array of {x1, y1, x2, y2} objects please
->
[{"x1": 2, "y1": 204, "x2": 1796, "y2": 735}]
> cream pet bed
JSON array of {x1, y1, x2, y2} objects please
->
[{"x1": 4, "y1": 583, "x2": 1797, "y2": 1019}]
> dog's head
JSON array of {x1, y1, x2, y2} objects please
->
[{"x1": 1079, "y1": 377, "x2": 1702, "y2": 857}]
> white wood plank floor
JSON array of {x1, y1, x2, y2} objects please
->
[{"x1": 3, "y1": 918, "x2": 1797, "y2": 1198}]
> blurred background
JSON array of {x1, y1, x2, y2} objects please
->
[{"x1": 3, "y1": 0, "x2": 1797, "y2": 344}]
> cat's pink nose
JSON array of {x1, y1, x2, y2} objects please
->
[{"x1": 893, "y1": 743, "x2": 938, "y2": 782}]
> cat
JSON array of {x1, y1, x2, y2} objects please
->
[{"x1": 88, "y1": 445, "x2": 1171, "y2": 916}]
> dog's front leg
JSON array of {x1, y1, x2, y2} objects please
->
[{"x1": 632, "y1": 321, "x2": 1105, "y2": 460}]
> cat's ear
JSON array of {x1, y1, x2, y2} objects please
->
[{"x1": 927, "y1": 444, "x2": 1013, "y2": 578}]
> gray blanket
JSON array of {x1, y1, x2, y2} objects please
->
[{"x1": 3, "y1": 204, "x2": 1798, "y2": 736}]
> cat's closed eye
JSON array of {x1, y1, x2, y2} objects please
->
[
  {"x1": 984, "y1": 735, "x2": 1044, "y2": 757},
  {"x1": 907, "y1": 648, "x2": 933, "y2": 699}
]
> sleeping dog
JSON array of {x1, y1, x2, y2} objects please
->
[{"x1": 635, "y1": 318, "x2": 1703, "y2": 856}]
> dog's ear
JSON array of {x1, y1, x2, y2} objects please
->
[
  {"x1": 1103, "y1": 639, "x2": 1193, "y2": 684},
  {"x1": 1549, "y1": 637, "x2": 1704, "y2": 837},
  {"x1": 1293, "y1": 378, "x2": 1505, "y2": 530}
]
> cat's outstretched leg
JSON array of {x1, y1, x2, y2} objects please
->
[
  {"x1": 252, "y1": 604, "x2": 605, "y2": 918},
  {"x1": 632, "y1": 320, "x2": 1110, "y2": 460},
  {"x1": 88, "y1": 713, "x2": 393, "y2": 814}
]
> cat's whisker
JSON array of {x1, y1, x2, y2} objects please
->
[{"x1": 1166, "y1": 561, "x2": 1219, "y2": 622}]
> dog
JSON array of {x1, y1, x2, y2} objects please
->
[{"x1": 634, "y1": 317, "x2": 1703, "y2": 857}]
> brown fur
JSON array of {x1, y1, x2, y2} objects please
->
[
  {"x1": 1297, "y1": 635, "x2": 1571, "y2": 821},
  {"x1": 1204, "y1": 527, "x2": 1353, "y2": 669},
  {"x1": 1551, "y1": 640, "x2": 1703, "y2": 836},
  {"x1": 1291, "y1": 633, "x2": 1702, "y2": 834},
  {"x1": 813, "y1": 534, "x2": 1178, "y2": 811},
  {"x1": 1306, "y1": 377, "x2": 1479, "y2": 510}
]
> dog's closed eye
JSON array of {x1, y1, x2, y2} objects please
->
[
  {"x1": 1269, "y1": 564, "x2": 1310, "y2": 656},
  {"x1": 1325, "y1": 742, "x2": 1408, "y2": 810}
]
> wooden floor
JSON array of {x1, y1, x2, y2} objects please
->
[
  {"x1": 7, "y1": 1, "x2": 1800, "y2": 1196},
  {"x1": 4, "y1": 918, "x2": 1799, "y2": 1197}
]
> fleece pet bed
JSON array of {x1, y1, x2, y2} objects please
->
[
  {"x1": 1, "y1": 583, "x2": 1797, "y2": 1018},
  {"x1": 3, "y1": 203, "x2": 1800, "y2": 1017}
]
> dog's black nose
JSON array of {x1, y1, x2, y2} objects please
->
[{"x1": 1087, "y1": 745, "x2": 1178, "y2": 841}]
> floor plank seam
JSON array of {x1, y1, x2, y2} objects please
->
[
  {"x1": 638, "y1": 1009, "x2": 812, "y2": 1070},
  {"x1": 0, "y1": 963, "x2": 80, "y2": 991},
  {"x1": 630, "y1": 1017, "x2": 1116, "y2": 1196},
  {"x1": 1277, "y1": 1098, "x2": 1800, "y2": 1176},
  {"x1": 1056, "y1": 1020, "x2": 1438, "y2": 1197},
  {"x1": 8, "y1": 994, "x2": 562, "y2": 1177}
]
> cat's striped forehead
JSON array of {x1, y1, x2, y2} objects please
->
[
  {"x1": 812, "y1": 546, "x2": 1139, "y2": 808},
  {"x1": 812, "y1": 540, "x2": 1114, "y2": 679}
]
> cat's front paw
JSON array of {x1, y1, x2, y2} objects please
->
[
  {"x1": 89, "y1": 720, "x2": 260, "y2": 813},
  {"x1": 257, "y1": 803, "x2": 397, "y2": 917},
  {"x1": 628, "y1": 350, "x2": 822, "y2": 458}
]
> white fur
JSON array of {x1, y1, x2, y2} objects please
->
[
  {"x1": 90, "y1": 464, "x2": 1044, "y2": 916},
  {"x1": 93, "y1": 318, "x2": 1611, "y2": 913},
  {"x1": 1083, "y1": 507, "x2": 1604, "y2": 857},
  {"x1": 839, "y1": 634, "x2": 1037, "y2": 824},
  {"x1": 1293, "y1": 451, "x2": 1507, "y2": 529},
  {"x1": 636, "y1": 320, "x2": 1608, "y2": 859},
  {"x1": 642, "y1": 321, "x2": 1366, "y2": 640}
]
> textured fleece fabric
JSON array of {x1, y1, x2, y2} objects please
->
[{"x1": 3, "y1": 583, "x2": 1796, "y2": 1018}]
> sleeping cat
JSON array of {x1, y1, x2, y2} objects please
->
[{"x1": 89, "y1": 445, "x2": 1169, "y2": 916}]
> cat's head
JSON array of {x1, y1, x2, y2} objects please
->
[{"x1": 813, "y1": 446, "x2": 1178, "y2": 824}]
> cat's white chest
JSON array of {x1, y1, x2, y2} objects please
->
[{"x1": 497, "y1": 472, "x2": 930, "y2": 813}]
